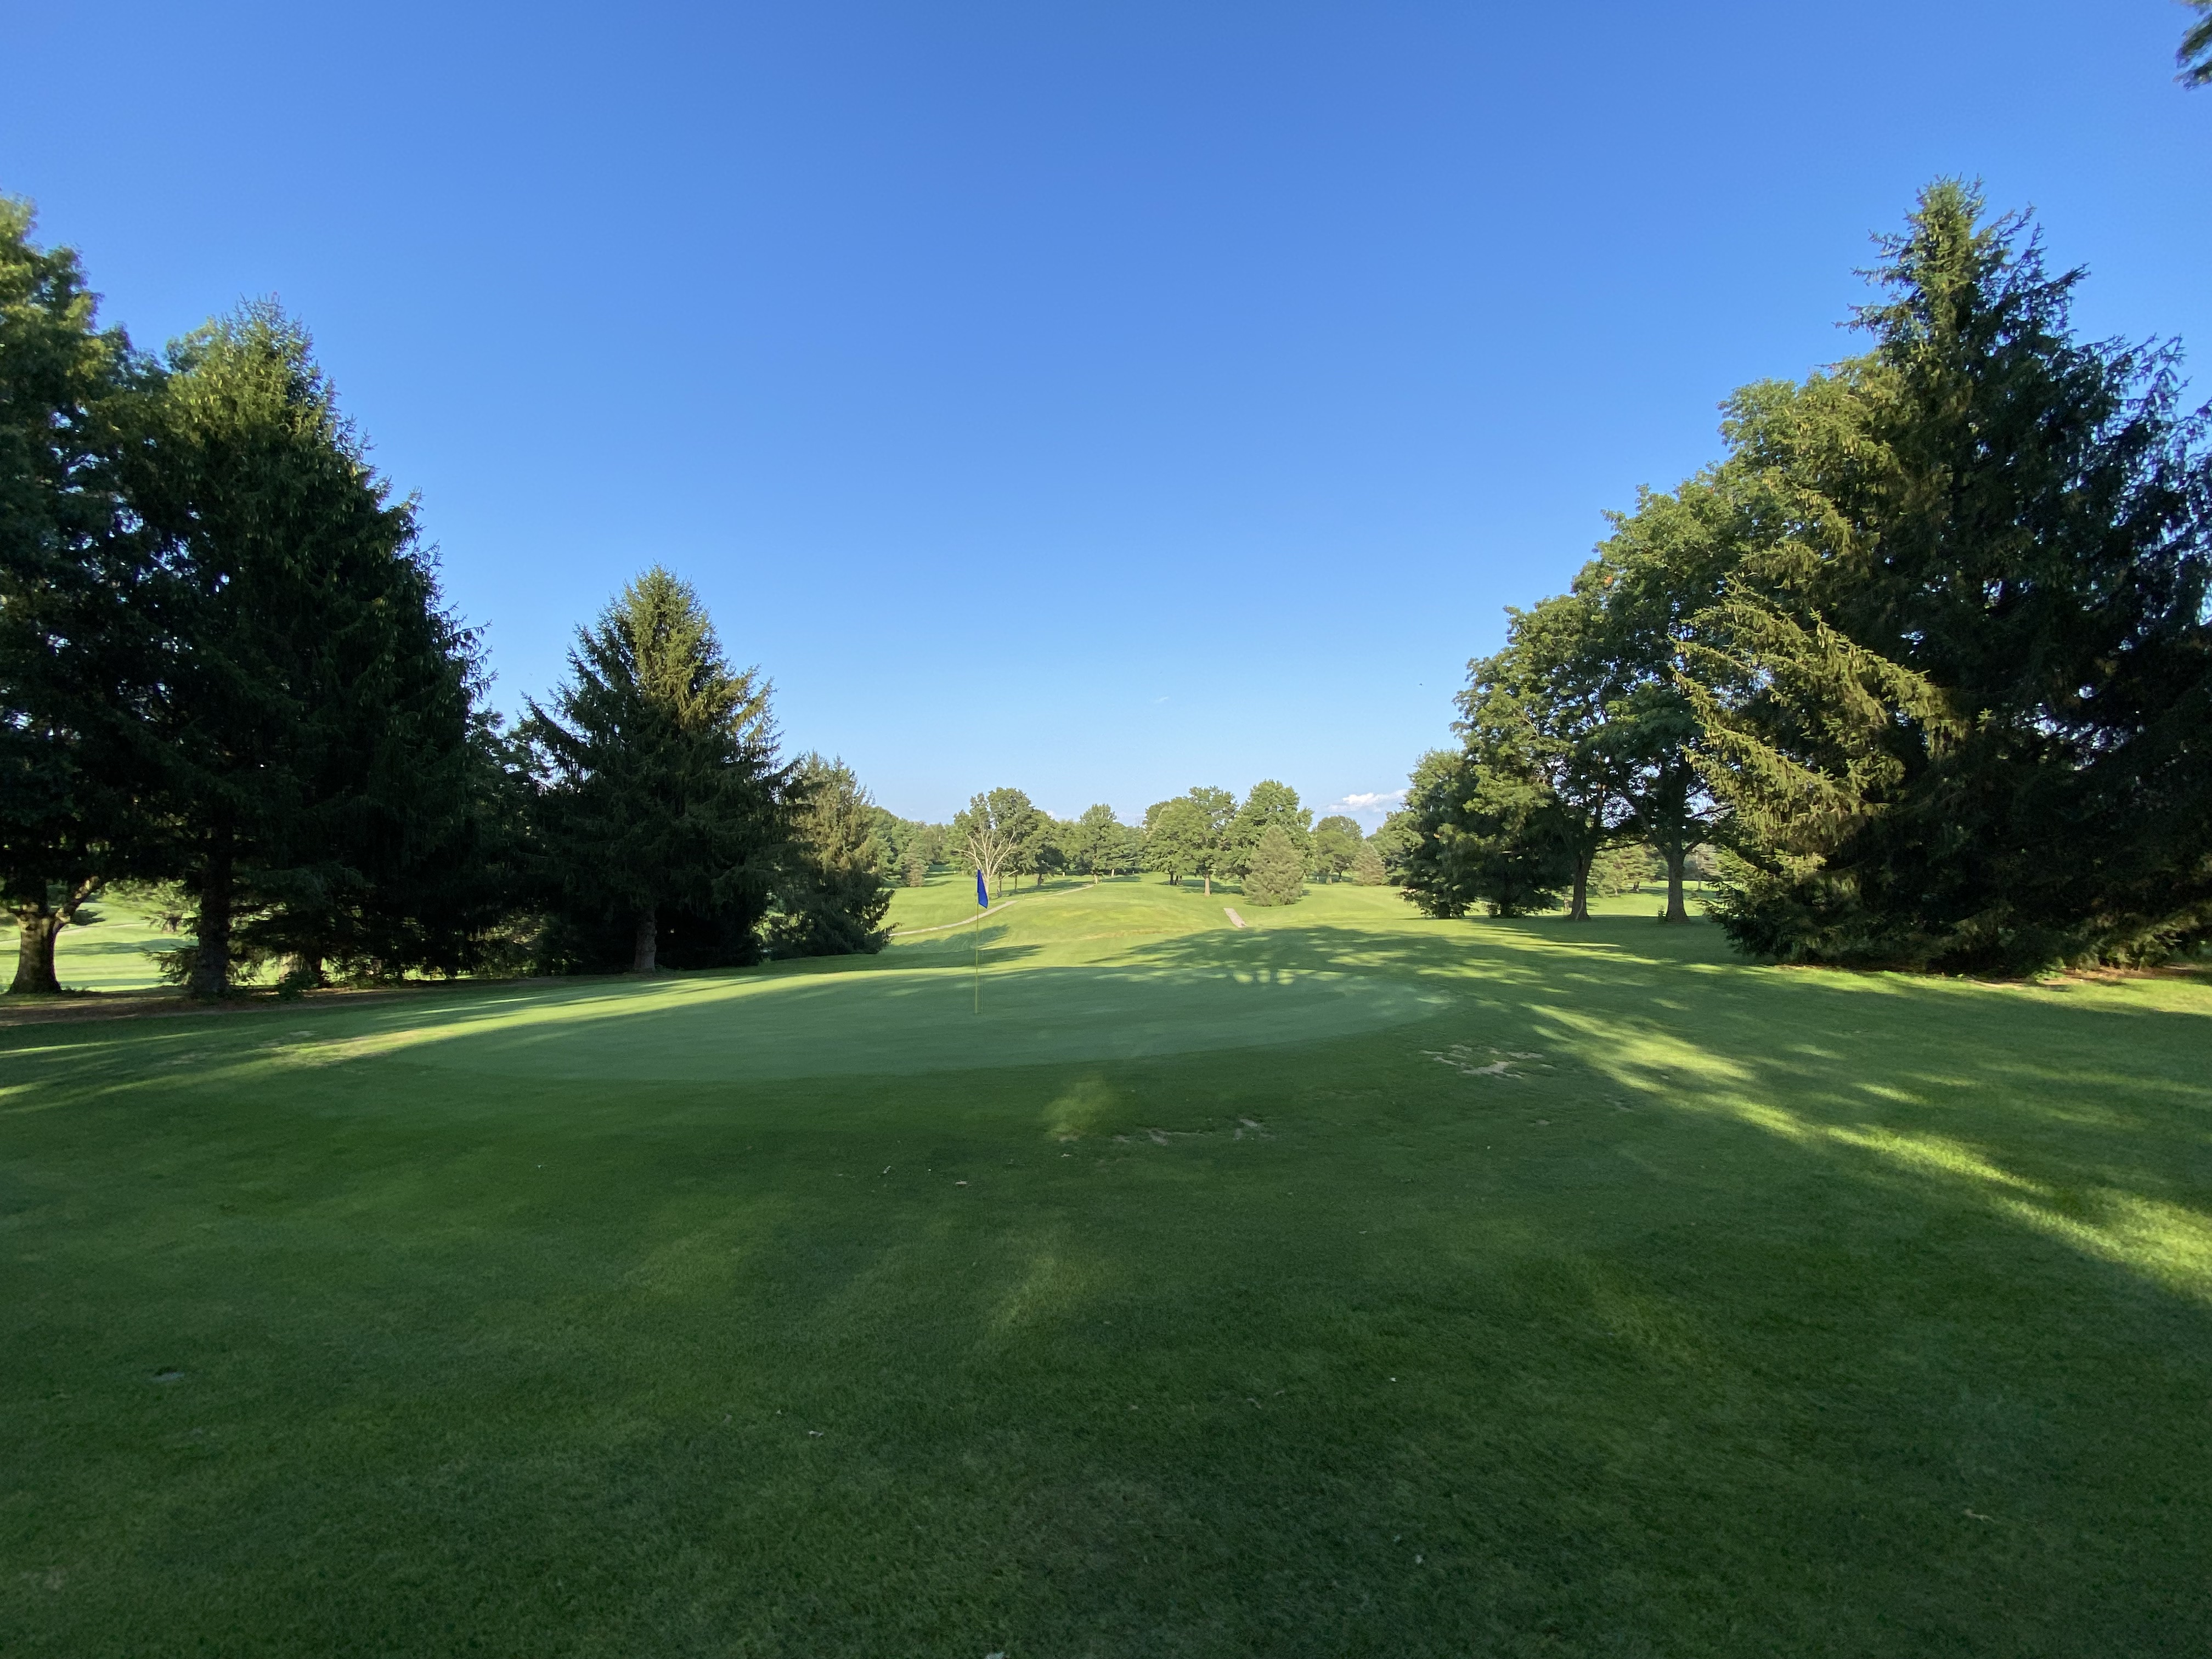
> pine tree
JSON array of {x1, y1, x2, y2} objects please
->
[
  {"x1": 1242, "y1": 823, "x2": 1306, "y2": 907},
  {"x1": 1683, "y1": 182, "x2": 2212, "y2": 970},
  {"x1": 524, "y1": 568, "x2": 786, "y2": 973},
  {"x1": 128, "y1": 304, "x2": 482, "y2": 997},
  {"x1": 0, "y1": 198, "x2": 157, "y2": 992},
  {"x1": 1348, "y1": 838, "x2": 1389, "y2": 887},
  {"x1": 769, "y1": 755, "x2": 893, "y2": 957}
]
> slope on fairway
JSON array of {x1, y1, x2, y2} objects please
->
[{"x1": 3, "y1": 880, "x2": 2210, "y2": 1657}]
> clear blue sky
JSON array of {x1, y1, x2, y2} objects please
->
[{"x1": 7, "y1": 2, "x2": 2208, "y2": 825}]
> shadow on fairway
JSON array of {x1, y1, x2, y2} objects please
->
[
  {"x1": 1120, "y1": 911, "x2": 2212, "y2": 1311},
  {"x1": 14, "y1": 951, "x2": 1451, "y2": 1085}
]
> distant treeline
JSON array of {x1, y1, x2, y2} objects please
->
[
  {"x1": 0, "y1": 201, "x2": 896, "y2": 995},
  {"x1": 935, "y1": 783, "x2": 1384, "y2": 907},
  {"x1": 1391, "y1": 183, "x2": 2212, "y2": 974}
]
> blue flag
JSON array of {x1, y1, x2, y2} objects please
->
[{"x1": 975, "y1": 869, "x2": 989, "y2": 909}]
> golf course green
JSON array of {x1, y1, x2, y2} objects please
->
[{"x1": 4, "y1": 877, "x2": 2209, "y2": 1655}]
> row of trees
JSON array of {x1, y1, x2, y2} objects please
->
[
  {"x1": 1, "y1": 200, "x2": 891, "y2": 994},
  {"x1": 936, "y1": 781, "x2": 1383, "y2": 908},
  {"x1": 1392, "y1": 182, "x2": 2212, "y2": 973}
]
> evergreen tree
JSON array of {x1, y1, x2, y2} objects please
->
[
  {"x1": 1242, "y1": 823, "x2": 1306, "y2": 907},
  {"x1": 129, "y1": 304, "x2": 484, "y2": 997},
  {"x1": 1683, "y1": 182, "x2": 2212, "y2": 970},
  {"x1": 1348, "y1": 838, "x2": 1389, "y2": 887},
  {"x1": 524, "y1": 568, "x2": 785, "y2": 973},
  {"x1": 1589, "y1": 844, "x2": 1654, "y2": 897},
  {"x1": 2182, "y1": 0, "x2": 2212, "y2": 86},
  {"x1": 0, "y1": 198, "x2": 157, "y2": 992},
  {"x1": 769, "y1": 754, "x2": 893, "y2": 957}
]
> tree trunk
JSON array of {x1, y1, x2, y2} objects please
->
[
  {"x1": 631, "y1": 908, "x2": 658, "y2": 974},
  {"x1": 1567, "y1": 849, "x2": 1593, "y2": 921},
  {"x1": 1663, "y1": 844, "x2": 1689, "y2": 923},
  {"x1": 190, "y1": 831, "x2": 234, "y2": 999},
  {"x1": 1203, "y1": 874, "x2": 1211, "y2": 895},
  {"x1": 9, "y1": 909, "x2": 62, "y2": 995}
]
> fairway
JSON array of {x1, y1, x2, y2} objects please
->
[{"x1": 4, "y1": 880, "x2": 2210, "y2": 1656}]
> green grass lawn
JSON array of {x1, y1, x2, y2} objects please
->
[
  {"x1": 4, "y1": 881, "x2": 2208, "y2": 1655},
  {"x1": 4, "y1": 898, "x2": 177, "y2": 996}
]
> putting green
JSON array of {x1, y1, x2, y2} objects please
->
[{"x1": 344, "y1": 961, "x2": 1454, "y2": 1081}]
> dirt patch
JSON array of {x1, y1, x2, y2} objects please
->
[{"x1": 1421, "y1": 1043, "x2": 1548, "y2": 1079}]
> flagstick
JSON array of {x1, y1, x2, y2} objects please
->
[{"x1": 973, "y1": 881, "x2": 982, "y2": 1014}]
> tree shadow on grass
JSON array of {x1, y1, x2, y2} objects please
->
[{"x1": 1117, "y1": 910, "x2": 2212, "y2": 1312}]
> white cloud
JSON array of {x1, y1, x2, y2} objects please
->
[{"x1": 1324, "y1": 789, "x2": 1406, "y2": 826}]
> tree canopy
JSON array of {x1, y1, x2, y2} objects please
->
[{"x1": 1395, "y1": 179, "x2": 2212, "y2": 973}]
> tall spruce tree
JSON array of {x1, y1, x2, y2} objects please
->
[
  {"x1": 0, "y1": 199, "x2": 157, "y2": 992},
  {"x1": 128, "y1": 304, "x2": 480, "y2": 997},
  {"x1": 524, "y1": 568, "x2": 785, "y2": 973},
  {"x1": 1682, "y1": 182, "x2": 2212, "y2": 970}
]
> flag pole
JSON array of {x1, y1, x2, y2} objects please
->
[{"x1": 973, "y1": 870, "x2": 983, "y2": 1014}]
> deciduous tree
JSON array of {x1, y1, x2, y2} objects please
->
[
  {"x1": 1224, "y1": 780, "x2": 1310, "y2": 881},
  {"x1": 1310, "y1": 815, "x2": 1363, "y2": 882}
]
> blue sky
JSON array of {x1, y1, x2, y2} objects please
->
[{"x1": 7, "y1": 2, "x2": 2208, "y2": 825}]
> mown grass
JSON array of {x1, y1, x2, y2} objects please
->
[
  {"x1": 3, "y1": 899, "x2": 177, "y2": 996},
  {"x1": 2, "y1": 882, "x2": 2207, "y2": 1656}
]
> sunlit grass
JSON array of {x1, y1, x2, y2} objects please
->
[{"x1": 2, "y1": 879, "x2": 2207, "y2": 1655}]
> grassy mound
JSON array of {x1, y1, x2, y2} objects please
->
[{"x1": 3, "y1": 879, "x2": 2207, "y2": 1655}]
